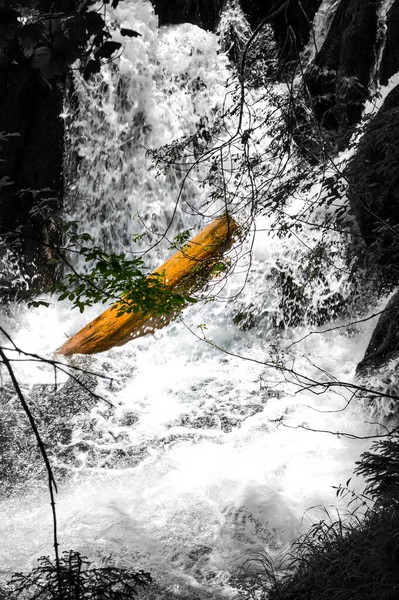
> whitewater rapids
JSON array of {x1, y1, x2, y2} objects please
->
[{"x1": 0, "y1": 1, "x2": 386, "y2": 597}]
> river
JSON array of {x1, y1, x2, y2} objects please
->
[{"x1": 0, "y1": 1, "x2": 388, "y2": 598}]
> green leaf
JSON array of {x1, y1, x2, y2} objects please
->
[
  {"x1": 83, "y1": 59, "x2": 101, "y2": 80},
  {"x1": 94, "y1": 40, "x2": 121, "y2": 61},
  {"x1": 120, "y1": 28, "x2": 141, "y2": 38},
  {"x1": 28, "y1": 300, "x2": 50, "y2": 309},
  {"x1": 84, "y1": 12, "x2": 106, "y2": 36}
]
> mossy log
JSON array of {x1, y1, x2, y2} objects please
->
[{"x1": 57, "y1": 215, "x2": 238, "y2": 356}]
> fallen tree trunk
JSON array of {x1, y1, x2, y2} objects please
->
[{"x1": 57, "y1": 215, "x2": 238, "y2": 355}]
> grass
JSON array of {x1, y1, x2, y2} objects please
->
[{"x1": 233, "y1": 435, "x2": 399, "y2": 600}]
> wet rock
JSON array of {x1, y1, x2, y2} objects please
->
[
  {"x1": 346, "y1": 84, "x2": 399, "y2": 281},
  {"x1": 0, "y1": 364, "x2": 100, "y2": 495},
  {"x1": 150, "y1": 0, "x2": 321, "y2": 61},
  {"x1": 306, "y1": 0, "x2": 378, "y2": 131},
  {"x1": 232, "y1": 304, "x2": 258, "y2": 331},
  {"x1": 272, "y1": 252, "x2": 349, "y2": 328},
  {"x1": 357, "y1": 290, "x2": 399, "y2": 376},
  {"x1": 150, "y1": 0, "x2": 225, "y2": 31},
  {"x1": 240, "y1": 0, "x2": 322, "y2": 60},
  {"x1": 379, "y1": 0, "x2": 399, "y2": 86},
  {"x1": 0, "y1": 44, "x2": 64, "y2": 297}
]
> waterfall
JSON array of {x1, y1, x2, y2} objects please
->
[
  {"x1": 302, "y1": 0, "x2": 341, "y2": 62},
  {"x1": 0, "y1": 1, "x2": 391, "y2": 598}
]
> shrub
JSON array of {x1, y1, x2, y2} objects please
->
[{"x1": 8, "y1": 551, "x2": 151, "y2": 600}]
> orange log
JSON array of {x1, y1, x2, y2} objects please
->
[{"x1": 57, "y1": 215, "x2": 238, "y2": 355}]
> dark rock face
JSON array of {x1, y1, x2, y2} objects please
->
[
  {"x1": 0, "y1": 55, "x2": 64, "y2": 296},
  {"x1": 0, "y1": 0, "x2": 77, "y2": 297},
  {"x1": 150, "y1": 0, "x2": 322, "y2": 59},
  {"x1": 150, "y1": 0, "x2": 225, "y2": 31},
  {"x1": 346, "y1": 83, "x2": 399, "y2": 281},
  {"x1": 380, "y1": 0, "x2": 399, "y2": 86},
  {"x1": 240, "y1": 0, "x2": 322, "y2": 58},
  {"x1": 357, "y1": 291, "x2": 399, "y2": 376},
  {"x1": 306, "y1": 0, "x2": 378, "y2": 130}
]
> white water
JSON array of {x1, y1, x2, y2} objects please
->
[
  {"x1": 372, "y1": 0, "x2": 397, "y2": 87},
  {"x1": 303, "y1": 0, "x2": 340, "y2": 62},
  {"x1": 0, "y1": 1, "x2": 389, "y2": 598}
]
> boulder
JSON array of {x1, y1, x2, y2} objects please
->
[
  {"x1": 150, "y1": 0, "x2": 322, "y2": 61},
  {"x1": 240, "y1": 0, "x2": 322, "y2": 59},
  {"x1": 57, "y1": 215, "x2": 238, "y2": 356},
  {"x1": 306, "y1": 0, "x2": 379, "y2": 130},
  {"x1": 379, "y1": 0, "x2": 399, "y2": 86},
  {"x1": 0, "y1": 1, "x2": 78, "y2": 297},
  {"x1": 346, "y1": 83, "x2": 399, "y2": 281},
  {"x1": 0, "y1": 56, "x2": 64, "y2": 297},
  {"x1": 357, "y1": 290, "x2": 399, "y2": 376},
  {"x1": 150, "y1": 0, "x2": 225, "y2": 31}
]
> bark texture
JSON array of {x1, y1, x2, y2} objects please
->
[{"x1": 57, "y1": 216, "x2": 238, "y2": 355}]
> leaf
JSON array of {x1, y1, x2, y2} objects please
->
[
  {"x1": 94, "y1": 40, "x2": 121, "y2": 60},
  {"x1": 28, "y1": 300, "x2": 50, "y2": 309},
  {"x1": 58, "y1": 292, "x2": 69, "y2": 301},
  {"x1": 84, "y1": 11, "x2": 106, "y2": 36},
  {"x1": 83, "y1": 58, "x2": 101, "y2": 80},
  {"x1": 120, "y1": 28, "x2": 141, "y2": 38}
]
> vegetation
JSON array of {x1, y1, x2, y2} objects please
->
[
  {"x1": 51, "y1": 229, "x2": 196, "y2": 317},
  {"x1": 232, "y1": 436, "x2": 399, "y2": 600},
  {"x1": 1, "y1": 1, "x2": 399, "y2": 599},
  {"x1": 8, "y1": 551, "x2": 151, "y2": 599},
  {"x1": 0, "y1": 2, "x2": 140, "y2": 84}
]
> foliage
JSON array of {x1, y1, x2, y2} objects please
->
[
  {"x1": 0, "y1": 2, "x2": 140, "y2": 84},
  {"x1": 356, "y1": 435, "x2": 399, "y2": 503},
  {"x1": 48, "y1": 230, "x2": 197, "y2": 316},
  {"x1": 266, "y1": 508, "x2": 399, "y2": 600},
  {"x1": 232, "y1": 436, "x2": 399, "y2": 600},
  {"x1": 147, "y1": 60, "x2": 364, "y2": 328},
  {"x1": 2, "y1": 6, "x2": 399, "y2": 600},
  {"x1": 8, "y1": 550, "x2": 151, "y2": 599}
]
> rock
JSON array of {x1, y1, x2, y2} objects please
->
[
  {"x1": 240, "y1": 0, "x2": 322, "y2": 60},
  {"x1": 57, "y1": 216, "x2": 238, "y2": 356},
  {"x1": 0, "y1": 3, "x2": 69, "y2": 297},
  {"x1": 150, "y1": 0, "x2": 321, "y2": 61},
  {"x1": 356, "y1": 290, "x2": 399, "y2": 376},
  {"x1": 150, "y1": 0, "x2": 225, "y2": 31},
  {"x1": 346, "y1": 83, "x2": 399, "y2": 281},
  {"x1": 306, "y1": 0, "x2": 378, "y2": 130},
  {"x1": 379, "y1": 0, "x2": 399, "y2": 86}
]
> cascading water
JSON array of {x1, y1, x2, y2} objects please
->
[
  {"x1": 302, "y1": 0, "x2": 340, "y2": 61},
  {"x1": 0, "y1": 1, "x2": 392, "y2": 598}
]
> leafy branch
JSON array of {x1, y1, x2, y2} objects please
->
[
  {"x1": 0, "y1": 2, "x2": 140, "y2": 84},
  {"x1": 9, "y1": 550, "x2": 151, "y2": 599},
  {"x1": 49, "y1": 230, "x2": 197, "y2": 317}
]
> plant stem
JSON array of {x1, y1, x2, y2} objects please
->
[{"x1": 0, "y1": 347, "x2": 63, "y2": 599}]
